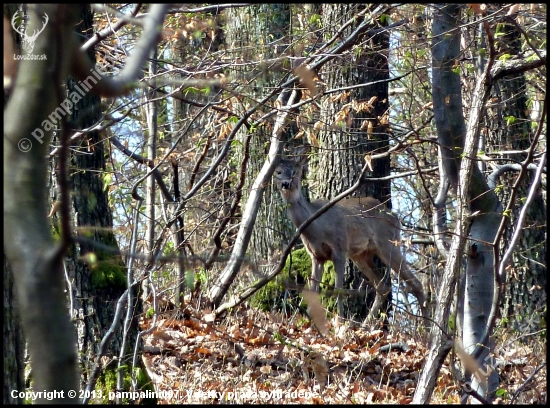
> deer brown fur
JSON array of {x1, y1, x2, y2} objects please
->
[{"x1": 274, "y1": 149, "x2": 426, "y2": 322}]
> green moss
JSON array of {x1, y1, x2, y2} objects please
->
[
  {"x1": 90, "y1": 254, "x2": 127, "y2": 290},
  {"x1": 88, "y1": 233, "x2": 128, "y2": 289},
  {"x1": 93, "y1": 364, "x2": 156, "y2": 404},
  {"x1": 251, "y1": 248, "x2": 337, "y2": 313},
  {"x1": 95, "y1": 368, "x2": 120, "y2": 403},
  {"x1": 51, "y1": 225, "x2": 61, "y2": 242},
  {"x1": 51, "y1": 222, "x2": 76, "y2": 253},
  {"x1": 319, "y1": 261, "x2": 337, "y2": 311}
]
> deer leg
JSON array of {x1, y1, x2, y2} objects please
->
[
  {"x1": 332, "y1": 255, "x2": 346, "y2": 320},
  {"x1": 309, "y1": 258, "x2": 323, "y2": 293},
  {"x1": 355, "y1": 254, "x2": 391, "y2": 324},
  {"x1": 379, "y1": 245, "x2": 427, "y2": 318}
]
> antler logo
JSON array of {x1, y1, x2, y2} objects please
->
[{"x1": 11, "y1": 11, "x2": 49, "y2": 54}]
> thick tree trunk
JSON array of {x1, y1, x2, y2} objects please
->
[
  {"x1": 59, "y1": 5, "x2": 140, "y2": 392},
  {"x1": 207, "y1": 5, "x2": 296, "y2": 309},
  {"x1": 4, "y1": 6, "x2": 26, "y2": 402},
  {"x1": 485, "y1": 15, "x2": 547, "y2": 327},
  {"x1": 415, "y1": 4, "x2": 501, "y2": 402},
  {"x1": 3, "y1": 257, "x2": 25, "y2": 404},
  {"x1": 4, "y1": 4, "x2": 81, "y2": 402},
  {"x1": 225, "y1": 4, "x2": 294, "y2": 267},
  {"x1": 313, "y1": 4, "x2": 392, "y2": 322}
]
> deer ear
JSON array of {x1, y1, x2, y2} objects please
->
[{"x1": 294, "y1": 144, "x2": 311, "y2": 164}]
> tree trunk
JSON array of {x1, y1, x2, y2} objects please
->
[
  {"x1": 313, "y1": 4, "x2": 392, "y2": 323},
  {"x1": 59, "y1": 5, "x2": 140, "y2": 393},
  {"x1": 4, "y1": 4, "x2": 81, "y2": 402},
  {"x1": 207, "y1": 5, "x2": 298, "y2": 309},
  {"x1": 225, "y1": 4, "x2": 294, "y2": 268},
  {"x1": 3, "y1": 257, "x2": 25, "y2": 404},
  {"x1": 145, "y1": 49, "x2": 158, "y2": 302},
  {"x1": 485, "y1": 14, "x2": 547, "y2": 329},
  {"x1": 4, "y1": 6, "x2": 26, "y2": 402},
  {"x1": 414, "y1": 5, "x2": 502, "y2": 402}
]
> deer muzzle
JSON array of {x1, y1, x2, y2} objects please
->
[{"x1": 281, "y1": 181, "x2": 291, "y2": 190}]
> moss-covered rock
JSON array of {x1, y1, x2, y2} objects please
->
[
  {"x1": 93, "y1": 364, "x2": 156, "y2": 404},
  {"x1": 251, "y1": 248, "x2": 337, "y2": 313}
]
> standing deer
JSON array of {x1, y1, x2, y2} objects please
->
[{"x1": 274, "y1": 148, "x2": 426, "y2": 323}]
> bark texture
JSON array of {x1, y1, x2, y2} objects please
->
[{"x1": 313, "y1": 4, "x2": 392, "y2": 321}]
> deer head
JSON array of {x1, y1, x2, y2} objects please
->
[{"x1": 274, "y1": 145, "x2": 310, "y2": 202}]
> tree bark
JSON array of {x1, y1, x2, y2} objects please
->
[
  {"x1": 313, "y1": 4, "x2": 392, "y2": 322},
  {"x1": 50, "y1": 4, "x2": 140, "y2": 393},
  {"x1": 4, "y1": 4, "x2": 81, "y2": 402},
  {"x1": 3, "y1": 257, "x2": 25, "y2": 404},
  {"x1": 484, "y1": 13, "x2": 547, "y2": 329},
  {"x1": 415, "y1": 4, "x2": 500, "y2": 402},
  {"x1": 225, "y1": 4, "x2": 294, "y2": 268},
  {"x1": 4, "y1": 6, "x2": 26, "y2": 402}
]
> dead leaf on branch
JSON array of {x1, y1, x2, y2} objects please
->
[
  {"x1": 218, "y1": 122, "x2": 234, "y2": 140},
  {"x1": 313, "y1": 120, "x2": 324, "y2": 131},
  {"x1": 364, "y1": 155, "x2": 373, "y2": 172},
  {"x1": 294, "y1": 63, "x2": 320, "y2": 97},
  {"x1": 367, "y1": 120, "x2": 375, "y2": 138},
  {"x1": 351, "y1": 96, "x2": 378, "y2": 113},
  {"x1": 327, "y1": 91, "x2": 350, "y2": 103},
  {"x1": 305, "y1": 130, "x2": 319, "y2": 148},
  {"x1": 333, "y1": 104, "x2": 353, "y2": 129}
]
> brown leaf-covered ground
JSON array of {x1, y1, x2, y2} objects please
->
[{"x1": 139, "y1": 296, "x2": 546, "y2": 404}]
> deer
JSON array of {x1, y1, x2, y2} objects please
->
[{"x1": 274, "y1": 147, "x2": 426, "y2": 323}]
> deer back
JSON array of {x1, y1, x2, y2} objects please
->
[
  {"x1": 275, "y1": 156, "x2": 401, "y2": 261},
  {"x1": 336, "y1": 197, "x2": 402, "y2": 258}
]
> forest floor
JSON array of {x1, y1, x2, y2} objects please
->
[{"x1": 139, "y1": 294, "x2": 546, "y2": 404}]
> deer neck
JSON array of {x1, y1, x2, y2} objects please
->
[{"x1": 284, "y1": 192, "x2": 316, "y2": 228}]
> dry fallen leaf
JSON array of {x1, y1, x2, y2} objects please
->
[
  {"x1": 306, "y1": 130, "x2": 320, "y2": 148},
  {"x1": 260, "y1": 365, "x2": 272, "y2": 374},
  {"x1": 367, "y1": 120, "x2": 374, "y2": 138},
  {"x1": 203, "y1": 312, "x2": 216, "y2": 322}
]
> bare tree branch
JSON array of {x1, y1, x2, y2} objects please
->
[
  {"x1": 71, "y1": 4, "x2": 168, "y2": 97},
  {"x1": 81, "y1": 4, "x2": 142, "y2": 52},
  {"x1": 491, "y1": 50, "x2": 546, "y2": 81}
]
